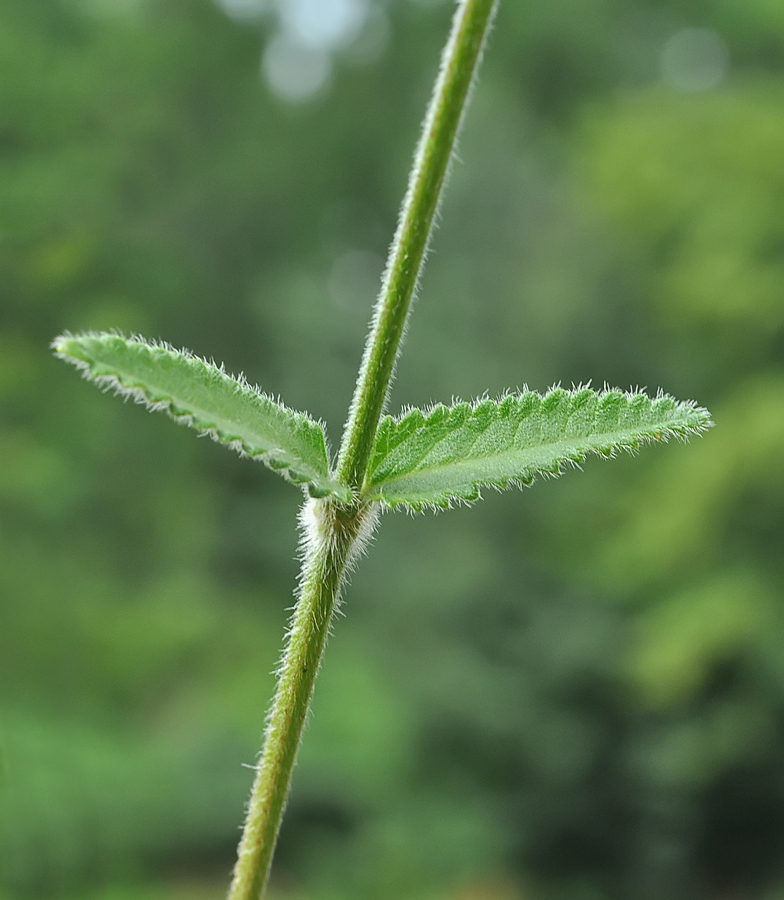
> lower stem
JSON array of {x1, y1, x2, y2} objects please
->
[{"x1": 227, "y1": 498, "x2": 375, "y2": 900}]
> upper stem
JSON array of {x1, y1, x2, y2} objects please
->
[{"x1": 336, "y1": 0, "x2": 498, "y2": 493}]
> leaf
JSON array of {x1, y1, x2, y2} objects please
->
[
  {"x1": 54, "y1": 332, "x2": 351, "y2": 501},
  {"x1": 363, "y1": 388, "x2": 712, "y2": 511}
]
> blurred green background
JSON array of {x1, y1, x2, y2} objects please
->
[{"x1": 2, "y1": 0, "x2": 784, "y2": 897}]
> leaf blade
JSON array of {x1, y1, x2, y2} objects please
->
[
  {"x1": 54, "y1": 332, "x2": 350, "y2": 501},
  {"x1": 363, "y1": 388, "x2": 712, "y2": 511}
]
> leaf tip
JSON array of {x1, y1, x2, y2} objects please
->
[
  {"x1": 52, "y1": 332, "x2": 83, "y2": 361},
  {"x1": 52, "y1": 335, "x2": 70, "y2": 356}
]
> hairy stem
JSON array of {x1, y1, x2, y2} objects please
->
[
  {"x1": 337, "y1": 0, "x2": 499, "y2": 492},
  {"x1": 228, "y1": 500, "x2": 376, "y2": 900},
  {"x1": 228, "y1": 2, "x2": 498, "y2": 896}
]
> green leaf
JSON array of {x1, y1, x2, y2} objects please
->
[
  {"x1": 363, "y1": 388, "x2": 712, "y2": 511},
  {"x1": 54, "y1": 332, "x2": 351, "y2": 501}
]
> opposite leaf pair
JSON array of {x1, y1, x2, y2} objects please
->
[{"x1": 54, "y1": 332, "x2": 712, "y2": 512}]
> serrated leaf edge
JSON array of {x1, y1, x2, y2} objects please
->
[
  {"x1": 362, "y1": 386, "x2": 713, "y2": 512},
  {"x1": 53, "y1": 331, "x2": 352, "y2": 502}
]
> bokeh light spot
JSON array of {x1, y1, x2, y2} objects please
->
[
  {"x1": 660, "y1": 27, "x2": 729, "y2": 93},
  {"x1": 262, "y1": 33, "x2": 331, "y2": 102}
]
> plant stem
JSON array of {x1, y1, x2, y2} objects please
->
[
  {"x1": 228, "y1": 2, "x2": 498, "y2": 897},
  {"x1": 337, "y1": 0, "x2": 499, "y2": 492},
  {"x1": 228, "y1": 499, "x2": 375, "y2": 900}
]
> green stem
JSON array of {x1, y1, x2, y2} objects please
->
[
  {"x1": 228, "y1": 499, "x2": 376, "y2": 900},
  {"x1": 337, "y1": 0, "x2": 499, "y2": 492},
  {"x1": 228, "y1": 2, "x2": 497, "y2": 897}
]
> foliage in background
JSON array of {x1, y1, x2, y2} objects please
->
[{"x1": 1, "y1": 0, "x2": 784, "y2": 898}]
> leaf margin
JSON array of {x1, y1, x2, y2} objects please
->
[
  {"x1": 53, "y1": 330, "x2": 352, "y2": 502},
  {"x1": 362, "y1": 386, "x2": 713, "y2": 512}
]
